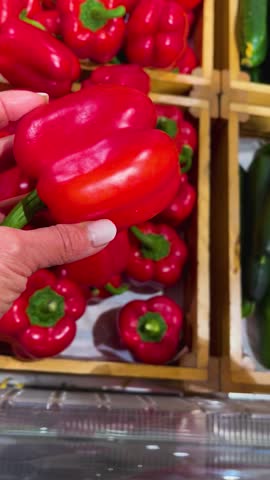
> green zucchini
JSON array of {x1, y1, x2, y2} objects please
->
[
  {"x1": 258, "y1": 292, "x2": 270, "y2": 368},
  {"x1": 241, "y1": 144, "x2": 270, "y2": 309},
  {"x1": 238, "y1": 0, "x2": 268, "y2": 68}
]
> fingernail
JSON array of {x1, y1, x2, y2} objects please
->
[
  {"x1": 37, "y1": 92, "x2": 49, "y2": 102},
  {"x1": 88, "y1": 219, "x2": 117, "y2": 247}
]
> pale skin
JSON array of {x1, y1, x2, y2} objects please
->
[{"x1": 0, "y1": 90, "x2": 116, "y2": 316}]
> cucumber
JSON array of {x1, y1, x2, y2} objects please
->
[
  {"x1": 238, "y1": 0, "x2": 268, "y2": 68},
  {"x1": 241, "y1": 144, "x2": 270, "y2": 309},
  {"x1": 258, "y1": 292, "x2": 270, "y2": 368}
]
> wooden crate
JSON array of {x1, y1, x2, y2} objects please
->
[
  {"x1": 218, "y1": 0, "x2": 270, "y2": 108},
  {"x1": 212, "y1": 101, "x2": 270, "y2": 393},
  {"x1": 80, "y1": 0, "x2": 219, "y2": 101},
  {"x1": 0, "y1": 95, "x2": 210, "y2": 383}
]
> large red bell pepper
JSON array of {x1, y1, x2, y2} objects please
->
[
  {"x1": 83, "y1": 64, "x2": 150, "y2": 94},
  {"x1": 56, "y1": 230, "x2": 130, "y2": 287},
  {"x1": 0, "y1": 18, "x2": 80, "y2": 97},
  {"x1": 127, "y1": 222, "x2": 188, "y2": 286},
  {"x1": 125, "y1": 0, "x2": 188, "y2": 68},
  {"x1": 118, "y1": 295, "x2": 183, "y2": 364},
  {"x1": 57, "y1": 0, "x2": 126, "y2": 62},
  {"x1": 3, "y1": 85, "x2": 180, "y2": 230},
  {"x1": 0, "y1": 269, "x2": 86, "y2": 359},
  {"x1": 155, "y1": 173, "x2": 196, "y2": 226}
]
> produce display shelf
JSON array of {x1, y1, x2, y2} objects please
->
[
  {"x1": 212, "y1": 101, "x2": 270, "y2": 393},
  {"x1": 218, "y1": 0, "x2": 270, "y2": 108},
  {"x1": 0, "y1": 95, "x2": 210, "y2": 383},
  {"x1": 80, "y1": 0, "x2": 218, "y2": 100}
]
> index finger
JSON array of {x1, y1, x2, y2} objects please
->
[{"x1": 0, "y1": 90, "x2": 48, "y2": 129}]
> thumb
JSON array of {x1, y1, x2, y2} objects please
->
[{"x1": 23, "y1": 219, "x2": 117, "y2": 270}]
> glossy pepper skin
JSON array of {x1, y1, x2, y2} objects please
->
[
  {"x1": 0, "y1": 0, "x2": 23, "y2": 25},
  {"x1": 0, "y1": 166, "x2": 33, "y2": 202},
  {"x1": 7, "y1": 85, "x2": 180, "y2": 230},
  {"x1": 57, "y1": 0, "x2": 126, "y2": 62},
  {"x1": 0, "y1": 18, "x2": 80, "y2": 97},
  {"x1": 176, "y1": 0, "x2": 202, "y2": 8},
  {"x1": 125, "y1": 0, "x2": 188, "y2": 68},
  {"x1": 56, "y1": 230, "x2": 130, "y2": 287},
  {"x1": 176, "y1": 45, "x2": 198, "y2": 74},
  {"x1": 127, "y1": 222, "x2": 188, "y2": 286},
  {"x1": 156, "y1": 174, "x2": 196, "y2": 226},
  {"x1": 83, "y1": 64, "x2": 150, "y2": 94},
  {"x1": 30, "y1": 9, "x2": 61, "y2": 34},
  {"x1": 156, "y1": 105, "x2": 197, "y2": 173},
  {"x1": 118, "y1": 295, "x2": 183, "y2": 364},
  {"x1": 0, "y1": 269, "x2": 86, "y2": 359}
]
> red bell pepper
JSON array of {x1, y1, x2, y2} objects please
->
[
  {"x1": 176, "y1": 0, "x2": 202, "y2": 9},
  {"x1": 30, "y1": 9, "x2": 61, "y2": 34},
  {"x1": 0, "y1": 0, "x2": 23, "y2": 25},
  {"x1": 176, "y1": 45, "x2": 198, "y2": 74},
  {"x1": 0, "y1": 166, "x2": 33, "y2": 202},
  {"x1": 0, "y1": 18, "x2": 80, "y2": 97},
  {"x1": 118, "y1": 295, "x2": 183, "y2": 364},
  {"x1": 156, "y1": 174, "x2": 196, "y2": 226},
  {"x1": 83, "y1": 64, "x2": 150, "y2": 94},
  {"x1": 89, "y1": 274, "x2": 129, "y2": 300},
  {"x1": 125, "y1": 0, "x2": 188, "y2": 69},
  {"x1": 56, "y1": 230, "x2": 130, "y2": 287},
  {"x1": 57, "y1": 0, "x2": 126, "y2": 62},
  {"x1": 127, "y1": 222, "x2": 188, "y2": 286},
  {"x1": 156, "y1": 105, "x2": 197, "y2": 173},
  {"x1": 0, "y1": 269, "x2": 86, "y2": 359},
  {"x1": 3, "y1": 85, "x2": 180, "y2": 230}
]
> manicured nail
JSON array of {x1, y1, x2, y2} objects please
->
[
  {"x1": 88, "y1": 219, "x2": 117, "y2": 247},
  {"x1": 37, "y1": 92, "x2": 49, "y2": 102}
]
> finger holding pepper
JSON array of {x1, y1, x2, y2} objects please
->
[
  {"x1": 127, "y1": 222, "x2": 188, "y2": 286},
  {"x1": 118, "y1": 295, "x2": 183, "y2": 364},
  {"x1": 0, "y1": 269, "x2": 86, "y2": 359},
  {"x1": 3, "y1": 85, "x2": 181, "y2": 230}
]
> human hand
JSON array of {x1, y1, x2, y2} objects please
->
[{"x1": 0, "y1": 90, "x2": 116, "y2": 316}]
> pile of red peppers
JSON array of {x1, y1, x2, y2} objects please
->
[
  {"x1": 0, "y1": 0, "x2": 201, "y2": 365},
  {"x1": 0, "y1": 0, "x2": 202, "y2": 96}
]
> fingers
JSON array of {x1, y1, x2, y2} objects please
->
[
  {"x1": 22, "y1": 220, "x2": 117, "y2": 270},
  {"x1": 0, "y1": 90, "x2": 49, "y2": 129}
]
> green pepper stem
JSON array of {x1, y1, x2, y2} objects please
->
[
  {"x1": 27, "y1": 286, "x2": 65, "y2": 328},
  {"x1": 80, "y1": 0, "x2": 126, "y2": 32},
  {"x1": 156, "y1": 116, "x2": 178, "y2": 138},
  {"x1": 130, "y1": 226, "x2": 170, "y2": 261},
  {"x1": 105, "y1": 282, "x2": 129, "y2": 295},
  {"x1": 0, "y1": 189, "x2": 45, "y2": 229},
  {"x1": 179, "y1": 145, "x2": 193, "y2": 173},
  {"x1": 19, "y1": 9, "x2": 46, "y2": 30},
  {"x1": 137, "y1": 312, "x2": 167, "y2": 343}
]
